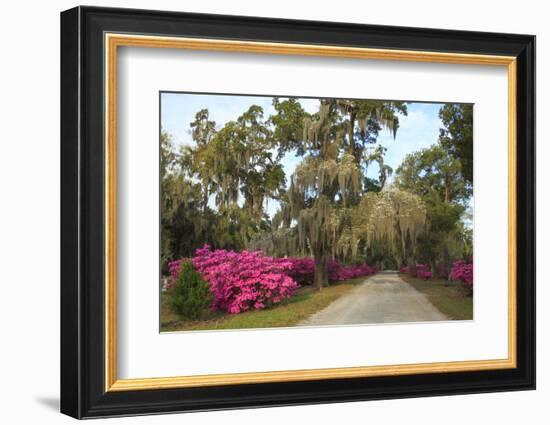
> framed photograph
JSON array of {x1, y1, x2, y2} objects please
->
[{"x1": 60, "y1": 6, "x2": 535, "y2": 419}]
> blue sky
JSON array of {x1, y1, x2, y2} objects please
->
[{"x1": 160, "y1": 93, "x2": 443, "y2": 217}]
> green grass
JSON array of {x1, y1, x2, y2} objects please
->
[
  {"x1": 160, "y1": 277, "x2": 366, "y2": 332},
  {"x1": 399, "y1": 274, "x2": 473, "y2": 320}
]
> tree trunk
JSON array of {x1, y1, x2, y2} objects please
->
[
  {"x1": 407, "y1": 256, "x2": 415, "y2": 276},
  {"x1": 348, "y1": 112, "x2": 356, "y2": 156},
  {"x1": 313, "y1": 252, "x2": 328, "y2": 290},
  {"x1": 444, "y1": 175, "x2": 450, "y2": 203},
  {"x1": 202, "y1": 187, "x2": 209, "y2": 214}
]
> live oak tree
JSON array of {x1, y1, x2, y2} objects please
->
[
  {"x1": 180, "y1": 106, "x2": 286, "y2": 250},
  {"x1": 270, "y1": 99, "x2": 410, "y2": 289}
]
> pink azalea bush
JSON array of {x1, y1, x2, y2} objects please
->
[
  {"x1": 449, "y1": 259, "x2": 473, "y2": 290},
  {"x1": 167, "y1": 247, "x2": 377, "y2": 314},
  {"x1": 399, "y1": 263, "x2": 433, "y2": 280},
  {"x1": 281, "y1": 257, "x2": 376, "y2": 285},
  {"x1": 415, "y1": 264, "x2": 433, "y2": 280},
  {"x1": 283, "y1": 257, "x2": 315, "y2": 284},
  {"x1": 169, "y1": 258, "x2": 187, "y2": 282},
  {"x1": 191, "y1": 246, "x2": 299, "y2": 314},
  {"x1": 327, "y1": 258, "x2": 377, "y2": 282}
]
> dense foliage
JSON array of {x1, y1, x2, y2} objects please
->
[
  {"x1": 170, "y1": 261, "x2": 212, "y2": 320},
  {"x1": 161, "y1": 96, "x2": 473, "y2": 293},
  {"x1": 439, "y1": 104, "x2": 473, "y2": 184},
  {"x1": 168, "y1": 246, "x2": 377, "y2": 315}
]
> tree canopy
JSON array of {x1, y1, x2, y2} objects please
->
[
  {"x1": 439, "y1": 103, "x2": 473, "y2": 184},
  {"x1": 161, "y1": 96, "x2": 473, "y2": 284}
]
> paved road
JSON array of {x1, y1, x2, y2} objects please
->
[{"x1": 298, "y1": 271, "x2": 448, "y2": 326}]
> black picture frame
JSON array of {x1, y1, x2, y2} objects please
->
[{"x1": 61, "y1": 5, "x2": 536, "y2": 419}]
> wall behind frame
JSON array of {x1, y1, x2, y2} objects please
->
[{"x1": 0, "y1": 1, "x2": 543, "y2": 424}]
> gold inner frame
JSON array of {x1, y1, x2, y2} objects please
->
[{"x1": 104, "y1": 33, "x2": 517, "y2": 392}]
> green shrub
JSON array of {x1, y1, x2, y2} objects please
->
[{"x1": 170, "y1": 261, "x2": 212, "y2": 320}]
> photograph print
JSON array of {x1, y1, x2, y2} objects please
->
[{"x1": 159, "y1": 93, "x2": 474, "y2": 332}]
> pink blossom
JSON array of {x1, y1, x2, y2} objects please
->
[
  {"x1": 449, "y1": 258, "x2": 473, "y2": 289},
  {"x1": 400, "y1": 263, "x2": 433, "y2": 280},
  {"x1": 282, "y1": 257, "x2": 376, "y2": 284},
  {"x1": 168, "y1": 247, "x2": 377, "y2": 314},
  {"x1": 191, "y1": 245, "x2": 298, "y2": 314}
]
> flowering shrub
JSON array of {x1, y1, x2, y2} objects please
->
[
  {"x1": 272, "y1": 257, "x2": 376, "y2": 285},
  {"x1": 192, "y1": 246, "x2": 299, "y2": 314},
  {"x1": 415, "y1": 264, "x2": 433, "y2": 280},
  {"x1": 327, "y1": 258, "x2": 377, "y2": 282},
  {"x1": 169, "y1": 258, "x2": 187, "y2": 282},
  {"x1": 399, "y1": 263, "x2": 432, "y2": 280},
  {"x1": 449, "y1": 259, "x2": 473, "y2": 290},
  {"x1": 167, "y1": 248, "x2": 377, "y2": 314},
  {"x1": 283, "y1": 257, "x2": 315, "y2": 284}
]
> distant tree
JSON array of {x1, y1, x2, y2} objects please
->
[
  {"x1": 160, "y1": 131, "x2": 178, "y2": 264},
  {"x1": 189, "y1": 108, "x2": 216, "y2": 146},
  {"x1": 182, "y1": 109, "x2": 217, "y2": 211},
  {"x1": 160, "y1": 131, "x2": 214, "y2": 263},
  {"x1": 439, "y1": 103, "x2": 473, "y2": 185},
  {"x1": 395, "y1": 144, "x2": 471, "y2": 204},
  {"x1": 339, "y1": 188, "x2": 427, "y2": 267},
  {"x1": 395, "y1": 142, "x2": 472, "y2": 276}
]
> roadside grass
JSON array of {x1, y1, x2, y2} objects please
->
[
  {"x1": 160, "y1": 277, "x2": 366, "y2": 332},
  {"x1": 399, "y1": 274, "x2": 473, "y2": 320}
]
